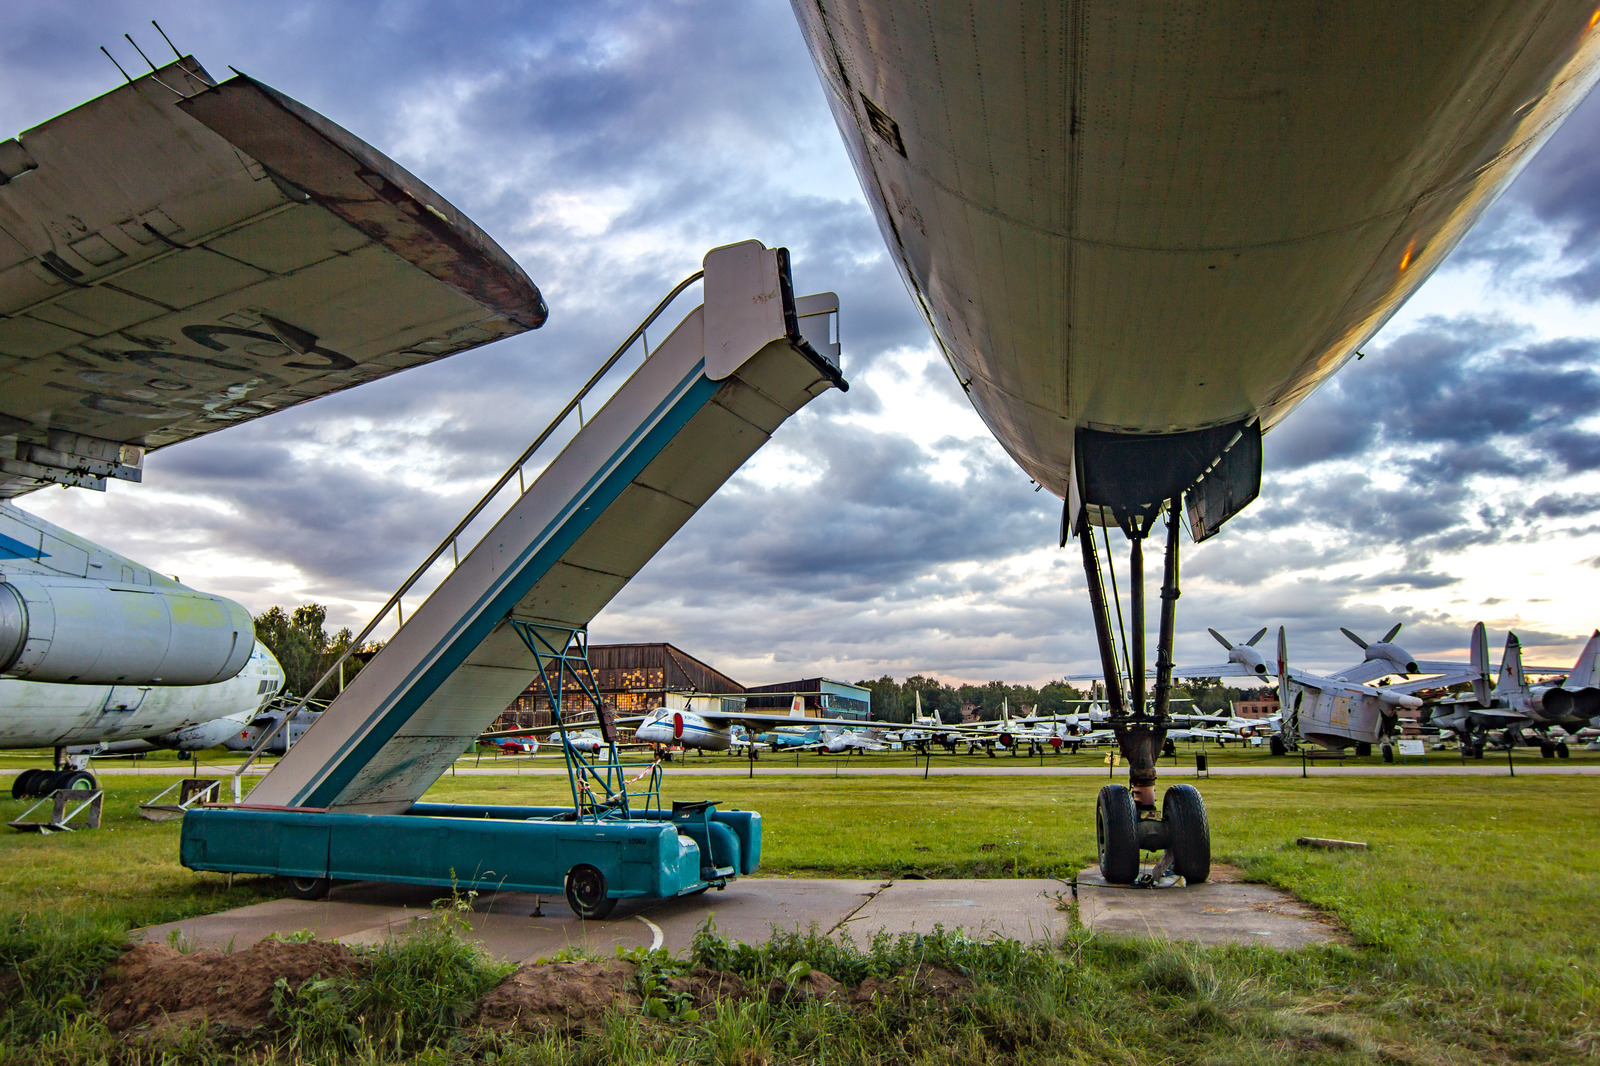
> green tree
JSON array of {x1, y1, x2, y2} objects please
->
[{"x1": 254, "y1": 603, "x2": 379, "y2": 698}]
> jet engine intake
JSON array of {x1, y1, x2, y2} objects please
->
[{"x1": 0, "y1": 575, "x2": 254, "y2": 685}]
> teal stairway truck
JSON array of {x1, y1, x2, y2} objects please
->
[{"x1": 180, "y1": 240, "x2": 842, "y2": 916}]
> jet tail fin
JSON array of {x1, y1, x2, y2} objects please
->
[
  {"x1": 1498, "y1": 632, "x2": 1525, "y2": 696},
  {"x1": 1570, "y1": 630, "x2": 1600, "y2": 689},
  {"x1": 790, "y1": 696, "x2": 806, "y2": 717},
  {"x1": 1470, "y1": 622, "x2": 1492, "y2": 707}
]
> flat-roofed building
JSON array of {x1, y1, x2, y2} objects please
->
[
  {"x1": 1234, "y1": 697, "x2": 1280, "y2": 720},
  {"x1": 744, "y1": 678, "x2": 871, "y2": 720}
]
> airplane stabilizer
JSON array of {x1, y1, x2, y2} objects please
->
[
  {"x1": 1470, "y1": 622, "x2": 1492, "y2": 707},
  {"x1": 1499, "y1": 633, "x2": 1525, "y2": 696}
]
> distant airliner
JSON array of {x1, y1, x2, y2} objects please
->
[{"x1": 0, "y1": 57, "x2": 547, "y2": 795}]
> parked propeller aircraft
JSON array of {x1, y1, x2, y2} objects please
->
[
  {"x1": 1274, "y1": 628, "x2": 1426, "y2": 754},
  {"x1": 0, "y1": 57, "x2": 548, "y2": 796},
  {"x1": 791, "y1": 0, "x2": 1600, "y2": 884}
]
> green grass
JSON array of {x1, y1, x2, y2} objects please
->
[{"x1": 2, "y1": 770, "x2": 1600, "y2": 1062}]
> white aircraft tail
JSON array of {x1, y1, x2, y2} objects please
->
[
  {"x1": 790, "y1": 695, "x2": 807, "y2": 717},
  {"x1": 1469, "y1": 622, "x2": 1492, "y2": 706},
  {"x1": 1498, "y1": 632, "x2": 1526, "y2": 696},
  {"x1": 1569, "y1": 630, "x2": 1600, "y2": 689},
  {"x1": 1277, "y1": 627, "x2": 1291, "y2": 709}
]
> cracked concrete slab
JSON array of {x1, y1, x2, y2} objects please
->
[
  {"x1": 839, "y1": 879, "x2": 1071, "y2": 942},
  {"x1": 136, "y1": 869, "x2": 1338, "y2": 961},
  {"x1": 1075, "y1": 865, "x2": 1344, "y2": 949}
]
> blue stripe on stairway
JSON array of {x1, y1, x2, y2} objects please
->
[{"x1": 293, "y1": 364, "x2": 720, "y2": 807}]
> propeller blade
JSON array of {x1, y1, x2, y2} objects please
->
[
  {"x1": 1246, "y1": 627, "x2": 1268, "y2": 647},
  {"x1": 1382, "y1": 622, "x2": 1403, "y2": 643},
  {"x1": 1340, "y1": 627, "x2": 1368, "y2": 650},
  {"x1": 1208, "y1": 627, "x2": 1234, "y2": 650}
]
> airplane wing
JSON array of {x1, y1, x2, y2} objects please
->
[
  {"x1": 1327, "y1": 661, "x2": 1395, "y2": 684},
  {"x1": 0, "y1": 59, "x2": 545, "y2": 496},
  {"x1": 1065, "y1": 663, "x2": 1256, "y2": 680}
]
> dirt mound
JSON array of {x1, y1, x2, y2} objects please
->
[
  {"x1": 663, "y1": 966, "x2": 752, "y2": 1012},
  {"x1": 474, "y1": 959, "x2": 639, "y2": 1034},
  {"x1": 767, "y1": 969, "x2": 845, "y2": 1005},
  {"x1": 100, "y1": 939, "x2": 366, "y2": 1037},
  {"x1": 853, "y1": 965, "x2": 974, "y2": 1005}
]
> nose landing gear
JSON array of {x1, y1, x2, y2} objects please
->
[{"x1": 1079, "y1": 498, "x2": 1210, "y2": 885}]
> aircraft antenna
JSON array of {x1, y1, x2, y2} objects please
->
[
  {"x1": 151, "y1": 20, "x2": 182, "y2": 59},
  {"x1": 124, "y1": 33, "x2": 158, "y2": 72},
  {"x1": 99, "y1": 46, "x2": 134, "y2": 85},
  {"x1": 122, "y1": 33, "x2": 189, "y2": 98}
]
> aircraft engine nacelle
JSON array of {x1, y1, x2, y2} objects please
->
[
  {"x1": 1376, "y1": 689, "x2": 1423, "y2": 712},
  {"x1": 0, "y1": 575, "x2": 254, "y2": 685},
  {"x1": 1529, "y1": 684, "x2": 1583, "y2": 720}
]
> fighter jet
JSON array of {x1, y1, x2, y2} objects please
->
[{"x1": 1423, "y1": 624, "x2": 1600, "y2": 758}]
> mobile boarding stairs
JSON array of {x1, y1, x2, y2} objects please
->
[{"x1": 180, "y1": 241, "x2": 845, "y2": 918}]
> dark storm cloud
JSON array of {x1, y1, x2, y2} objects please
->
[
  {"x1": 1449, "y1": 85, "x2": 1600, "y2": 299},
  {"x1": 6, "y1": 2, "x2": 1600, "y2": 683}
]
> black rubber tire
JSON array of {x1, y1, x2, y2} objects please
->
[
  {"x1": 54, "y1": 770, "x2": 97, "y2": 792},
  {"x1": 564, "y1": 864, "x2": 616, "y2": 919},
  {"x1": 1163, "y1": 785, "x2": 1211, "y2": 884},
  {"x1": 1558, "y1": 743, "x2": 1571, "y2": 759},
  {"x1": 12, "y1": 769, "x2": 46, "y2": 799},
  {"x1": 287, "y1": 876, "x2": 330, "y2": 901},
  {"x1": 1540, "y1": 742, "x2": 1556, "y2": 759},
  {"x1": 1095, "y1": 785, "x2": 1140, "y2": 885},
  {"x1": 1381, "y1": 743, "x2": 1395, "y2": 763},
  {"x1": 1269, "y1": 735, "x2": 1286, "y2": 757},
  {"x1": 1354, "y1": 741, "x2": 1372, "y2": 758}
]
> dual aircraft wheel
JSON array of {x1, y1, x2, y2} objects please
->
[
  {"x1": 10, "y1": 769, "x2": 97, "y2": 799},
  {"x1": 1095, "y1": 783, "x2": 1210, "y2": 886}
]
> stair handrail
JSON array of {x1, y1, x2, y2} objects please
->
[{"x1": 233, "y1": 270, "x2": 706, "y2": 784}]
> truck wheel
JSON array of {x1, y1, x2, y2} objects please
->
[
  {"x1": 1163, "y1": 785, "x2": 1211, "y2": 884},
  {"x1": 1095, "y1": 785, "x2": 1139, "y2": 885},
  {"x1": 565, "y1": 864, "x2": 616, "y2": 919},
  {"x1": 288, "y1": 876, "x2": 330, "y2": 900}
]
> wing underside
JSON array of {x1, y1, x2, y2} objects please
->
[{"x1": 0, "y1": 58, "x2": 545, "y2": 496}]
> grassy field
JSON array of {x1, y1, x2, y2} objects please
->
[
  {"x1": 2, "y1": 770, "x2": 1599, "y2": 1062},
  {"x1": 6, "y1": 732, "x2": 1595, "y2": 780}
]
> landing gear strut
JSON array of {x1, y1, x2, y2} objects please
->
[{"x1": 1079, "y1": 498, "x2": 1210, "y2": 884}]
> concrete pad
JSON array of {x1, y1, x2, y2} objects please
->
[
  {"x1": 841, "y1": 879, "x2": 1070, "y2": 943},
  {"x1": 1076, "y1": 866, "x2": 1343, "y2": 949},
  {"x1": 135, "y1": 896, "x2": 425, "y2": 952},
  {"x1": 639, "y1": 878, "x2": 883, "y2": 947},
  {"x1": 133, "y1": 878, "x2": 881, "y2": 962}
]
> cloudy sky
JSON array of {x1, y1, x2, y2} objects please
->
[{"x1": 6, "y1": 1, "x2": 1600, "y2": 686}]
